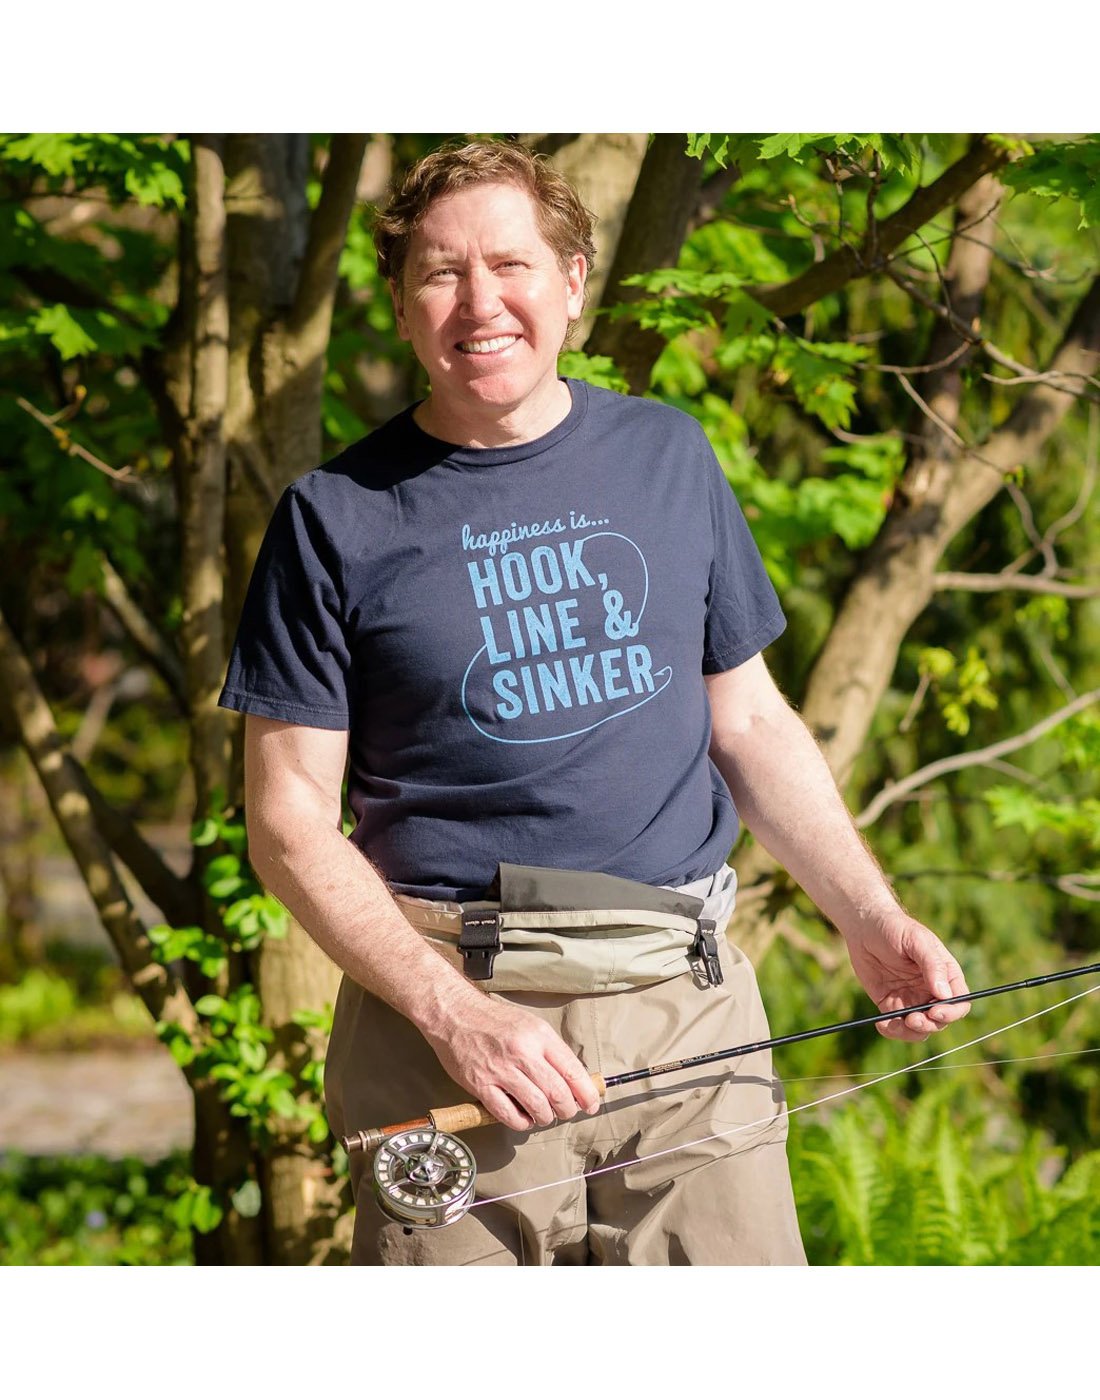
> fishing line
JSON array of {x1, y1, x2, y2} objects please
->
[
  {"x1": 780, "y1": 1043, "x2": 1100, "y2": 1086},
  {"x1": 468, "y1": 979, "x2": 1100, "y2": 1215}
]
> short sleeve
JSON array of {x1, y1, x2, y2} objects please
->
[
  {"x1": 218, "y1": 482, "x2": 351, "y2": 728},
  {"x1": 700, "y1": 436, "x2": 786, "y2": 674}
]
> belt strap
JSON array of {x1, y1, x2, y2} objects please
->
[{"x1": 454, "y1": 863, "x2": 723, "y2": 987}]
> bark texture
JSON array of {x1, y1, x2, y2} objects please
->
[
  {"x1": 582, "y1": 135, "x2": 710, "y2": 391},
  {"x1": 545, "y1": 134, "x2": 649, "y2": 345}
]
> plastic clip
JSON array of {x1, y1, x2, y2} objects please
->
[
  {"x1": 693, "y1": 918, "x2": 723, "y2": 987},
  {"x1": 458, "y1": 910, "x2": 502, "y2": 980}
]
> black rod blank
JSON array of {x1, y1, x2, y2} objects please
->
[{"x1": 605, "y1": 960, "x2": 1100, "y2": 1089}]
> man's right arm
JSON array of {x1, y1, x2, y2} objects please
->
[{"x1": 243, "y1": 714, "x2": 600, "y2": 1130}]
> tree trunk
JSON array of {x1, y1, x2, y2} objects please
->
[{"x1": 581, "y1": 134, "x2": 709, "y2": 391}]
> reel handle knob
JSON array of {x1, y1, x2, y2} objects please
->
[{"x1": 429, "y1": 1073, "x2": 607, "y2": 1134}]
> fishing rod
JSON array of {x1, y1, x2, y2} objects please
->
[{"x1": 341, "y1": 959, "x2": 1100, "y2": 1229}]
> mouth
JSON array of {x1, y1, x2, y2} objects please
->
[{"x1": 455, "y1": 334, "x2": 520, "y2": 356}]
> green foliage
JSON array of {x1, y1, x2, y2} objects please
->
[
  {"x1": 985, "y1": 787, "x2": 1100, "y2": 846},
  {"x1": 150, "y1": 796, "x2": 332, "y2": 1152},
  {"x1": 557, "y1": 351, "x2": 630, "y2": 394},
  {"x1": 0, "y1": 134, "x2": 188, "y2": 208},
  {"x1": 0, "y1": 967, "x2": 149, "y2": 1049},
  {"x1": 0, "y1": 969, "x2": 76, "y2": 1042},
  {"x1": 917, "y1": 644, "x2": 999, "y2": 735},
  {"x1": 686, "y1": 132, "x2": 925, "y2": 178},
  {"x1": 1058, "y1": 711, "x2": 1100, "y2": 772},
  {"x1": 156, "y1": 986, "x2": 333, "y2": 1147},
  {"x1": 789, "y1": 1082, "x2": 1100, "y2": 1265},
  {"x1": 172, "y1": 1179, "x2": 223, "y2": 1234},
  {"x1": 0, "y1": 1152, "x2": 193, "y2": 1265},
  {"x1": 1001, "y1": 136, "x2": 1100, "y2": 229},
  {"x1": 667, "y1": 393, "x2": 903, "y2": 588},
  {"x1": 188, "y1": 795, "x2": 290, "y2": 951}
]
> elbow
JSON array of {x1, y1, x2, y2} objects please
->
[{"x1": 245, "y1": 798, "x2": 339, "y2": 873}]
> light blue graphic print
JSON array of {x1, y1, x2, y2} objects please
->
[{"x1": 460, "y1": 522, "x2": 673, "y2": 744}]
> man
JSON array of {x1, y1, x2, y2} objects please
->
[{"x1": 219, "y1": 139, "x2": 971, "y2": 1266}]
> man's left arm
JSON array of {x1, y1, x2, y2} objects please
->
[{"x1": 705, "y1": 653, "x2": 971, "y2": 1040}]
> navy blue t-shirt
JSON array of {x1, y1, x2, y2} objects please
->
[{"x1": 219, "y1": 380, "x2": 785, "y2": 899}]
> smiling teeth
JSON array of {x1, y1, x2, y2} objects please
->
[{"x1": 459, "y1": 335, "x2": 518, "y2": 353}]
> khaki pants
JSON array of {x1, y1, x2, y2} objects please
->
[{"x1": 324, "y1": 874, "x2": 806, "y2": 1266}]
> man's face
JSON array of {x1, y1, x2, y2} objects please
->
[{"x1": 392, "y1": 182, "x2": 587, "y2": 427}]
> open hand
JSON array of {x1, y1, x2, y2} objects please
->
[{"x1": 845, "y1": 914, "x2": 971, "y2": 1041}]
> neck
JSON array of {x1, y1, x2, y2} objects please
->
[{"x1": 414, "y1": 378, "x2": 572, "y2": 449}]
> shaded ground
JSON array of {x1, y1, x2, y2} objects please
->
[{"x1": 0, "y1": 1049, "x2": 192, "y2": 1159}]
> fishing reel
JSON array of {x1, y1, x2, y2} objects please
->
[
  {"x1": 343, "y1": 1121, "x2": 480, "y2": 1229},
  {"x1": 372, "y1": 1127, "x2": 477, "y2": 1229}
]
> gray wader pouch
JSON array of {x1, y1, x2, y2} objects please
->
[{"x1": 393, "y1": 862, "x2": 733, "y2": 995}]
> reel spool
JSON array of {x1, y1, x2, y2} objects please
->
[{"x1": 372, "y1": 1128, "x2": 477, "y2": 1229}]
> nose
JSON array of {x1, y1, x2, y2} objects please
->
[{"x1": 461, "y1": 265, "x2": 504, "y2": 323}]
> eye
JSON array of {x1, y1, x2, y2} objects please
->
[{"x1": 426, "y1": 267, "x2": 458, "y2": 281}]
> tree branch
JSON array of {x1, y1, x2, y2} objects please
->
[
  {"x1": 99, "y1": 553, "x2": 188, "y2": 707},
  {"x1": 78, "y1": 768, "x2": 202, "y2": 929},
  {"x1": 892, "y1": 867, "x2": 1100, "y2": 903},
  {"x1": 288, "y1": 134, "x2": 368, "y2": 365},
  {"x1": 181, "y1": 134, "x2": 231, "y2": 816},
  {"x1": 0, "y1": 603, "x2": 196, "y2": 1033},
  {"x1": 686, "y1": 159, "x2": 743, "y2": 236},
  {"x1": 746, "y1": 137, "x2": 1012, "y2": 319},
  {"x1": 944, "y1": 274, "x2": 1100, "y2": 536},
  {"x1": 933, "y1": 572, "x2": 1100, "y2": 599},
  {"x1": 856, "y1": 688, "x2": 1100, "y2": 827},
  {"x1": 16, "y1": 394, "x2": 135, "y2": 482}
]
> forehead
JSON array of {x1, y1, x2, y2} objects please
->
[{"x1": 409, "y1": 182, "x2": 550, "y2": 260}]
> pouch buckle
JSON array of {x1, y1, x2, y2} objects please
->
[
  {"x1": 458, "y1": 910, "x2": 502, "y2": 980},
  {"x1": 692, "y1": 918, "x2": 723, "y2": 988}
]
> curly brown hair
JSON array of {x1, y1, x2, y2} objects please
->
[{"x1": 374, "y1": 139, "x2": 597, "y2": 290}]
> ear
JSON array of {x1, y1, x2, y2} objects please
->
[
  {"x1": 390, "y1": 279, "x2": 410, "y2": 341},
  {"x1": 565, "y1": 254, "x2": 587, "y2": 320}
]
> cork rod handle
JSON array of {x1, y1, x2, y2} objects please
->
[{"x1": 430, "y1": 1073, "x2": 607, "y2": 1134}]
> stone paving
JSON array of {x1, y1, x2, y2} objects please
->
[{"x1": 0, "y1": 1049, "x2": 193, "y2": 1160}]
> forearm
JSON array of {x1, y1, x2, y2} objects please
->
[
  {"x1": 712, "y1": 704, "x2": 902, "y2": 940},
  {"x1": 248, "y1": 815, "x2": 485, "y2": 1038}
]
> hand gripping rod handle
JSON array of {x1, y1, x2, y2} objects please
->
[{"x1": 341, "y1": 1073, "x2": 608, "y2": 1154}]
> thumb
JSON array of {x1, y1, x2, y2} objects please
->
[{"x1": 907, "y1": 928, "x2": 953, "y2": 1001}]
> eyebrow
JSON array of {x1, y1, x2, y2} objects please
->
[{"x1": 412, "y1": 246, "x2": 536, "y2": 269}]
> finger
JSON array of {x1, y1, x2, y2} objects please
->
[
  {"x1": 926, "y1": 961, "x2": 972, "y2": 1026},
  {"x1": 876, "y1": 1016, "x2": 929, "y2": 1043},
  {"x1": 531, "y1": 1061, "x2": 585, "y2": 1121},
  {"x1": 500, "y1": 1073, "x2": 555, "y2": 1129},
  {"x1": 546, "y1": 1045, "x2": 602, "y2": 1114},
  {"x1": 479, "y1": 1085, "x2": 535, "y2": 1134}
]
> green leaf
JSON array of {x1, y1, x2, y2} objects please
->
[
  {"x1": 237, "y1": 1040, "x2": 267, "y2": 1073},
  {"x1": 207, "y1": 876, "x2": 246, "y2": 899},
  {"x1": 291, "y1": 1006, "x2": 334, "y2": 1032},
  {"x1": 194, "y1": 994, "x2": 231, "y2": 1018},
  {"x1": 757, "y1": 134, "x2": 835, "y2": 162},
  {"x1": 190, "y1": 818, "x2": 219, "y2": 846},
  {"x1": 204, "y1": 854, "x2": 241, "y2": 881},
  {"x1": 271, "y1": 1089, "x2": 301, "y2": 1119},
  {"x1": 230, "y1": 1180, "x2": 263, "y2": 1219},
  {"x1": 33, "y1": 305, "x2": 97, "y2": 359},
  {"x1": 190, "y1": 1187, "x2": 224, "y2": 1234}
]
